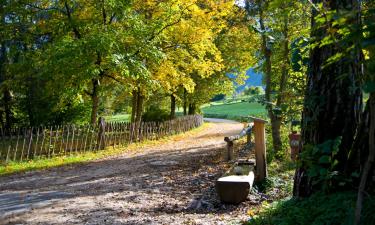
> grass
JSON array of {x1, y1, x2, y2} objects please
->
[
  {"x1": 245, "y1": 191, "x2": 375, "y2": 225},
  {"x1": 104, "y1": 98, "x2": 267, "y2": 123},
  {"x1": 245, "y1": 151, "x2": 374, "y2": 225},
  {"x1": 104, "y1": 113, "x2": 130, "y2": 122},
  {"x1": 0, "y1": 122, "x2": 210, "y2": 176},
  {"x1": 202, "y1": 101, "x2": 267, "y2": 119}
]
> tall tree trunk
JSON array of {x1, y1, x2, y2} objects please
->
[
  {"x1": 294, "y1": 0, "x2": 363, "y2": 197},
  {"x1": 259, "y1": 6, "x2": 272, "y2": 105},
  {"x1": 270, "y1": 114, "x2": 282, "y2": 153},
  {"x1": 259, "y1": 3, "x2": 283, "y2": 154},
  {"x1": 354, "y1": 93, "x2": 375, "y2": 225},
  {"x1": 170, "y1": 94, "x2": 176, "y2": 119},
  {"x1": 135, "y1": 90, "x2": 144, "y2": 124},
  {"x1": 183, "y1": 88, "x2": 187, "y2": 116},
  {"x1": 188, "y1": 103, "x2": 196, "y2": 115},
  {"x1": 272, "y1": 13, "x2": 290, "y2": 156},
  {"x1": 277, "y1": 15, "x2": 290, "y2": 107},
  {"x1": 131, "y1": 89, "x2": 138, "y2": 123},
  {"x1": 134, "y1": 90, "x2": 144, "y2": 141},
  {"x1": 3, "y1": 88, "x2": 12, "y2": 131},
  {"x1": 90, "y1": 78, "x2": 100, "y2": 125},
  {"x1": 0, "y1": 42, "x2": 12, "y2": 131},
  {"x1": 0, "y1": 111, "x2": 3, "y2": 128}
]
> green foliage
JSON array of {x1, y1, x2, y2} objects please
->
[
  {"x1": 266, "y1": 125, "x2": 291, "y2": 162},
  {"x1": 0, "y1": 0, "x2": 257, "y2": 128},
  {"x1": 299, "y1": 137, "x2": 344, "y2": 192},
  {"x1": 246, "y1": 192, "x2": 375, "y2": 225},
  {"x1": 142, "y1": 105, "x2": 170, "y2": 122},
  {"x1": 244, "y1": 86, "x2": 264, "y2": 96},
  {"x1": 255, "y1": 159, "x2": 295, "y2": 199},
  {"x1": 211, "y1": 94, "x2": 226, "y2": 102}
]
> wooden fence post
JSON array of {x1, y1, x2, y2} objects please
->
[
  {"x1": 97, "y1": 117, "x2": 106, "y2": 150},
  {"x1": 251, "y1": 117, "x2": 268, "y2": 182}
]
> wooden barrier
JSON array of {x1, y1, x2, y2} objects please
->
[
  {"x1": 224, "y1": 116, "x2": 267, "y2": 182},
  {"x1": 0, "y1": 115, "x2": 204, "y2": 162},
  {"x1": 224, "y1": 123, "x2": 253, "y2": 161}
]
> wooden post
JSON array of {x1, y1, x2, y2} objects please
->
[
  {"x1": 247, "y1": 133, "x2": 252, "y2": 143},
  {"x1": 227, "y1": 141, "x2": 234, "y2": 161},
  {"x1": 224, "y1": 137, "x2": 234, "y2": 161},
  {"x1": 250, "y1": 116, "x2": 267, "y2": 182},
  {"x1": 97, "y1": 117, "x2": 106, "y2": 150}
]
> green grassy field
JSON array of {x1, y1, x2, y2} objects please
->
[
  {"x1": 104, "y1": 114, "x2": 130, "y2": 122},
  {"x1": 202, "y1": 101, "x2": 267, "y2": 119}
]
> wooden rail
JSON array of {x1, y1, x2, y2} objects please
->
[
  {"x1": 0, "y1": 115, "x2": 203, "y2": 162},
  {"x1": 224, "y1": 123, "x2": 253, "y2": 161},
  {"x1": 224, "y1": 116, "x2": 268, "y2": 182}
]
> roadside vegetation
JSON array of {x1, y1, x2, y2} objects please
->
[{"x1": 1, "y1": 0, "x2": 374, "y2": 224}]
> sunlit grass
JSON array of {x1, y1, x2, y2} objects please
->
[
  {"x1": 104, "y1": 113, "x2": 130, "y2": 122},
  {"x1": 202, "y1": 102, "x2": 267, "y2": 121}
]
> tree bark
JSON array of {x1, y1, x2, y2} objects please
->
[
  {"x1": 3, "y1": 88, "x2": 12, "y2": 132},
  {"x1": 133, "y1": 89, "x2": 144, "y2": 141},
  {"x1": 170, "y1": 94, "x2": 176, "y2": 119},
  {"x1": 270, "y1": 114, "x2": 282, "y2": 154},
  {"x1": 90, "y1": 78, "x2": 100, "y2": 126},
  {"x1": 135, "y1": 89, "x2": 144, "y2": 124},
  {"x1": 354, "y1": 93, "x2": 375, "y2": 225},
  {"x1": 131, "y1": 89, "x2": 138, "y2": 123},
  {"x1": 277, "y1": 13, "x2": 289, "y2": 108},
  {"x1": 259, "y1": 5, "x2": 272, "y2": 105},
  {"x1": 183, "y1": 88, "x2": 187, "y2": 116},
  {"x1": 294, "y1": 0, "x2": 363, "y2": 197},
  {"x1": 188, "y1": 103, "x2": 196, "y2": 115},
  {"x1": 0, "y1": 42, "x2": 13, "y2": 131},
  {"x1": 259, "y1": 2, "x2": 283, "y2": 154},
  {"x1": 271, "y1": 13, "x2": 290, "y2": 156}
]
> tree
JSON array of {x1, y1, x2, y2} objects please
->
[
  {"x1": 294, "y1": 0, "x2": 364, "y2": 197},
  {"x1": 244, "y1": 86, "x2": 264, "y2": 96},
  {"x1": 245, "y1": 0, "x2": 309, "y2": 156}
]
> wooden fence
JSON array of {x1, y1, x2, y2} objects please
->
[{"x1": 0, "y1": 115, "x2": 203, "y2": 162}]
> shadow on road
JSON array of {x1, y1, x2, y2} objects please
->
[{"x1": 0, "y1": 122, "x2": 249, "y2": 224}]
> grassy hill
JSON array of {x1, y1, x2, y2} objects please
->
[{"x1": 202, "y1": 101, "x2": 266, "y2": 121}]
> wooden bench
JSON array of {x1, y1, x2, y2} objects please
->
[{"x1": 216, "y1": 116, "x2": 267, "y2": 204}]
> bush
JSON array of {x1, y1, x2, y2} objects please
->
[
  {"x1": 246, "y1": 192, "x2": 375, "y2": 225},
  {"x1": 266, "y1": 125, "x2": 291, "y2": 163},
  {"x1": 142, "y1": 106, "x2": 170, "y2": 122},
  {"x1": 211, "y1": 94, "x2": 226, "y2": 101}
]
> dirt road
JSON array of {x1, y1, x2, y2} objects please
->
[{"x1": 0, "y1": 120, "x2": 258, "y2": 225}]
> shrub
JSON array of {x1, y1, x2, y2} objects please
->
[
  {"x1": 142, "y1": 106, "x2": 170, "y2": 122},
  {"x1": 246, "y1": 191, "x2": 375, "y2": 225}
]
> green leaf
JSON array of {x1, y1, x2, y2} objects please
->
[
  {"x1": 319, "y1": 168, "x2": 328, "y2": 176},
  {"x1": 351, "y1": 172, "x2": 360, "y2": 178},
  {"x1": 308, "y1": 167, "x2": 319, "y2": 177},
  {"x1": 319, "y1": 155, "x2": 331, "y2": 164},
  {"x1": 363, "y1": 81, "x2": 375, "y2": 93}
]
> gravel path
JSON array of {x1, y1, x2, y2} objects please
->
[{"x1": 0, "y1": 120, "x2": 259, "y2": 225}]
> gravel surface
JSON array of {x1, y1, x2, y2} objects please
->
[{"x1": 0, "y1": 121, "x2": 262, "y2": 225}]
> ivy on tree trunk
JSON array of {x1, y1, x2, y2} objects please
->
[{"x1": 294, "y1": 0, "x2": 363, "y2": 197}]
